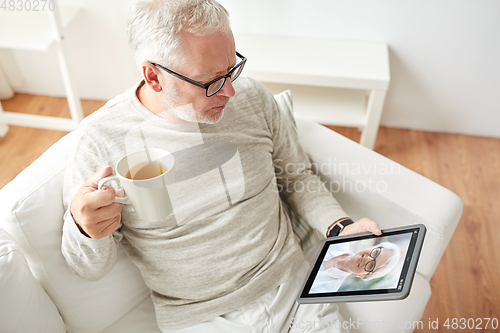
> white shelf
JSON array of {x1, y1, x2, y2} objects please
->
[
  {"x1": 236, "y1": 33, "x2": 390, "y2": 149},
  {"x1": 0, "y1": 5, "x2": 80, "y2": 51},
  {"x1": 262, "y1": 82, "x2": 367, "y2": 127},
  {"x1": 237, "y1": 34, "x2": 390, "y2": 91},
  {"x1": 0, "y1": 1, "x2": 83, "y2": 137},
  {"x1": 0, "y1": 111, "x2": 78, "y2": 131}
]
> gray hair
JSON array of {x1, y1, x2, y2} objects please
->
[
  {"x1": 127, "y1": 0, "x2": 231, "y2": 68},
  {"x1": 363, "y1": 242, "x2": 401, "y2": 281}
]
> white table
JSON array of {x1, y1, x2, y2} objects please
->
[{"x1": 236, "y1": 34, "x2": 390, "y2": 149}]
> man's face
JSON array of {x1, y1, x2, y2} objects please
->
[{"x1": 159, "y1": 30, "x2": 237, "y2": 124}]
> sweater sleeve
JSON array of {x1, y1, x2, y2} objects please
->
[
  {"x1": 252, "y1": 80, "x2": 349, "y2": 235},
  {"x1": 61, "y1": 129, "x2": 122, "y2": 281}
]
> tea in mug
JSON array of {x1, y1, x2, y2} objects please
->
[{"x1": 126, "y1": 161, "x2": 168, "y2": 180}]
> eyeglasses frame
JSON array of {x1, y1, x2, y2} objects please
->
[
  {"x1": 150, "y1": 51, "x2": 247, "y2": 97},
  {"x1": 363, "y1": 246, "x2": 383, "y2": 277}
]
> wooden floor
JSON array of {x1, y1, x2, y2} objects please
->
[{"x1": 1, "y1": 94, "x2": 499, "y2": 332}]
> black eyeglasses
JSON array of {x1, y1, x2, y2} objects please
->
[
  {"x1": 364, "y1": 247, "x2": 383, "y2": 276},
  {"x1": 150, "y1": 52, "x2": 247, "y2": 97}
]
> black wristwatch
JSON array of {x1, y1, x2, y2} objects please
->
[{"x1": 328, "y1": 219, "x2": 354, "y2": 237}]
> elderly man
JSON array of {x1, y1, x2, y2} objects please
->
[{"x1": 62, "y1": 0, "x2": 381, "y2": 332}]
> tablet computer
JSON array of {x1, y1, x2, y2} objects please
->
[{"x1": 297, "y1": 224, "x2": 426, "y2": 304}]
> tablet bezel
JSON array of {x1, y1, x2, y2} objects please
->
[{"x1": 297, "y1": 224, "x2": 426, "y2": 304}]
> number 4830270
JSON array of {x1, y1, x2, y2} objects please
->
[
  {"x1": 1, "y1": 0, "x2": 55, "y2": 11},
  {"x1": 443, "y1": 318, "x2": 498, "y2": 330}
]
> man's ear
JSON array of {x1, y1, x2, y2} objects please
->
[{"x1": 142, "y1": 62, "x2": 163, "y2": 92}]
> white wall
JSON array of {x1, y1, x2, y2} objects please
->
[{"x1": 2, "y1": 0, "x2": 499, "y2": 138}]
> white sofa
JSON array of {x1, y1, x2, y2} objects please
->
[{"x1": 0, "y1": 101, "x2": 462, "y2": 332}]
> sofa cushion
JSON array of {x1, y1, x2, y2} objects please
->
[
  {"x1": 100, "y1": 296, "x2": 162, "y2": 333},
  {"x1": 0, "y1": 227, "x2": 66, "y2": 333},
  {"x1": 0, "y1": 132, "x2": 151, "y2": 333}
]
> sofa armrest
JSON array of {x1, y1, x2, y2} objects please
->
[
  {"x1": 337, "y1": 273, "x2": 431, "y2": 333},
  {"x1": 0, "y1": 131, "x2": 151, "y2": 333},
  {"x1": 0, "y1": 227, "x2": 65, "y2": 333},
  {"x1": 295, "y1": 115, "x2": 463, "y2": 281}
]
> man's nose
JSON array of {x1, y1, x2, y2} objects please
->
[{"x1": 217, "y1": 78, "x2": 236, "y2": 97}]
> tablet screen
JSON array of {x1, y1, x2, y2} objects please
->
[{"x1": 299, "y1": 226, "x2": 424, "y2": 301}]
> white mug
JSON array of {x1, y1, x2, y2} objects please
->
[{"x1": 98, "y1": 148, "x2": 175, "y2": 222}]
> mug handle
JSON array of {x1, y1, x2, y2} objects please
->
[{"x1": 98, "y1": 175, "x2": 131, "y2": 204}]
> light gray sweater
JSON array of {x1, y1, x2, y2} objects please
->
[{"x1": 61, "y1": 77, "x2": 347, "y2": 329}]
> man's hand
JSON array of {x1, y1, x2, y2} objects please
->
[
  {"x1": 338, "y1": 218, "x2": 382, "y2": 237},
  {"x1": 70, "y1": 167, "x2": 124, "y2": 240}
]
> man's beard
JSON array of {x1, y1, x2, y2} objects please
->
[{"x1": 160, "y1": 91, "x2": 224, "y2": 124}]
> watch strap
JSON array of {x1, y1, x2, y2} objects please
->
[{"x1": 328, "y1": 219, "x2": 354, "y2": 237}]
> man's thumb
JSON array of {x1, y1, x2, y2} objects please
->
[{"x1": 89, "y1": 166, "x2": 114, "y2": 186}]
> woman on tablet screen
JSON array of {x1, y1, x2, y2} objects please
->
[{"x1": 310, "y1": 242, "x2": 400, "y2": 294}]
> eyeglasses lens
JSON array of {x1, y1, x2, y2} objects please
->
[
  {"x1": 365, "y1": 261, "x2": 376, "y2": 272},
  {"x1": 231, "y1": 65, "x2": 243, "y2": 82},
  {"x1": 364, "y1": 247, "x2": 382, "y2": 273},
  {"x1": 207, "y1": 79, "x2": 225, "y2": 97},
  {"x1": 371, "y1": 247, "x2": 382, "y2": 258},
  {"x1": 206, "y1": 55, "x2": 245, "y2": 97}
]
